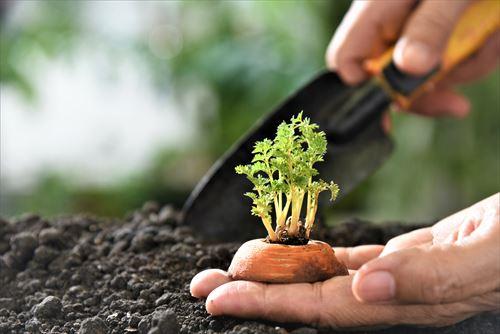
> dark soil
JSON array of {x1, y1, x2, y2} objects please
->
[
  {"x1": 1, "y1": 202, "x2": 498, "y2": 334},
  {"x1": 271, "y1": 224, "x2": 309, "y2": 245}
]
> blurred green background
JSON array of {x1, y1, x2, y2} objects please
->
[{"x1": 1, "y1": 1, "x2": 498, "y2": 224}]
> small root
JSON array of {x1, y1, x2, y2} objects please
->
[{"x1": 270, "y1": 221, "x2": 309, "y2": 245}]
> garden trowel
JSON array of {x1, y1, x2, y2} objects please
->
[{"x1": 182, "y1": 0, "x2": 499, "y2": 242}]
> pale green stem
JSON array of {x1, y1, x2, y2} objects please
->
[
  {"x1": 261, "y1": 215, "x2": 277, "y2": 241},
  {"x1": 305, "y1": 192, "x2": 312, "y2": 229},
  {"x1": 290, "y1": 189, "x2": 305, "y2": 236},
  {"x1": 307, "y1": 195, "x2": 319, "y2": 230},
  {"x1": 273, "y1": 196, "x2": 280, "y2": 224},
  {"x1": 305, "y1": 178, "x2": 312, "y2": 225},
  {"x1": 277, "y1": 195, "x2": 291, "y2": 228}
]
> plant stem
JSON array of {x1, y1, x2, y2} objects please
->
[
  {"x1": 305, "y1": 178, "x2": 312, "y2": 228},
  {"x1": 277, "y1": 195, "x2": 291, "y2": 228},
  {"x1": 289, "y1": 188, "x2": 305, "y2": 236},
  {"x1": 306, "y1": 195, "x2": 318, "y2": 231},
  {"x1": 261, "y1": 215, "x2": 277, "y2": 241},
  {"x1": 273, "y1": 196, "x2": 280, "y2": 224},
  {"x1": 279, "y1": 192, "x2": 283, "y2": 212}
]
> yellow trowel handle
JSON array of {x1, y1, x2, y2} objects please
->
[{"x1": 364, "y1": 0, "x2": 500, "y2": 108}]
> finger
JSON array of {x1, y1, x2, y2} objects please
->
[
  {"x1": 380, "y1": 227, "x2": 432, "y2": 257},
  {"x1": 456, "y1": 219, "x2": 476, "y2": 243},
  {"x1": 206, "y1": 280, "x2": 328, "y2": 324},
  {"x1": 190, "y1": 269, "x2": 231, "y2": 298},
  {"x1": 409, "y1": 88, "x2": 470, "y2": 118},
  {"x1": 334, "y1": 245, "x2": 384, "y2": 270},
  {"x1": 432, "y1": 193, "x2": 500, "y2": 244},
  {"x1": 465, "y1": 198, "x2": 500, "y2": 243},
  {"x1": 353, "y1": 234, "x2": 500, "y2": 304},
  {"x1": 440, "y1": 196, "x2": 499, "y2": 246},
  {"x1": 326, "y1": 0, "x2": 414, "y2": 85},
  {"x1": 444, "y1": 220, "x2": 478, "y2": 244},
  {"x1": 394, "y1": 0, "x2": 470, "y2": 75},
  {"x1": 444, "y1": 229, "x2": 460, "y2": 245},
  {"x1": 442, "y1": 31, "x2": 500, "y2": 85}
]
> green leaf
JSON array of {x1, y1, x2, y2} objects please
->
[{"x1": 328, "y1": 181, "x2": 340, "y2": 201}]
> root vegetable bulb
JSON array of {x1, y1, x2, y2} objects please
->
[{"x1": 228, "y1": 239, "x2": 348, "y2": 283}]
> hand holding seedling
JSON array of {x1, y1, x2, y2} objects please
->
[
  {"x1": 190, "y1": 193, "x2": 499, "y2": 327},
  {"x1": 326, "y1": 0, "x2": 500, "y2": 118}
]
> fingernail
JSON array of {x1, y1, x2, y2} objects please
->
[
  {"x1": 394, "y1": 38, "x2": 437, "y2": 75},
  {"x1": 356, "y1": 271, "x2": 395, "y2": 302}
]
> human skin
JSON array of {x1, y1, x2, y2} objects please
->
[
  {"x1": 190, "y1": 193, "x2": 499, "y2": 327},
  {"x1": 326, "y1": 0, "x2": 499, "y2": 118}
]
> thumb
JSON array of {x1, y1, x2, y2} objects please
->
[
  {"x1": 352, "y1": 234, "x2": 500, "y2": 304},
  {"x1": 393, "y1": 0, "x2": 470, "y2": 75}
]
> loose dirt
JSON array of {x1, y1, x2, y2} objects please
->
[{"x1": 1, "y1": 202, "x2": 498, "y2": 333}]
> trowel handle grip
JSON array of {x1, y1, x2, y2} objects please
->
[{"x1": 365, "y1": 0, "x2": 500, "y2": 108}]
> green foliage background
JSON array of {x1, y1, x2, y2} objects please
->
[{"x1": 1, "y1": 1, "x2": 498, "y2": 224}]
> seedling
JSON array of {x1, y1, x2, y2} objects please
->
[
  {"x1": 228, "y1": 113, "x2": 348, "y2": 283},
  {"x1": 235, "y1": 112, "x2": 339, "y2": 244}
]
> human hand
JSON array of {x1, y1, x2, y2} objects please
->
[
  {"x1": 353, "y1": 193, "x2": 500, "y2": 305},
  {"x1": 190, "y1": 194, "x2": 499, "y2": 328},
  {"x1": 326, "y1": 0, "x2": 500, "y2": 118}
]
